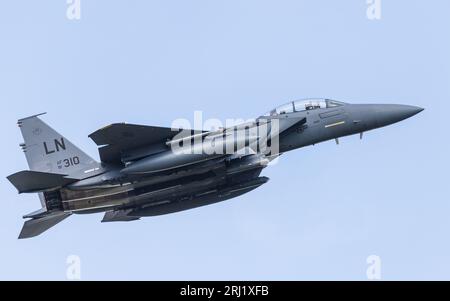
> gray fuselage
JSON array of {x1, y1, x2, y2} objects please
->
[{"x1": 55, "y1": 100, "x2": 422, "y2": 219}]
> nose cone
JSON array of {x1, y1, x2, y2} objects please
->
[{"x1": 375, "y1": 104, "x2": 424, "y2": 127}]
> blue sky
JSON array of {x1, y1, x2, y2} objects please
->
[{"x1": 0, "y1": 0, "x2": 449, "y2": 280}]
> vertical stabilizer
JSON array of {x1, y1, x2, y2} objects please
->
[{"x1": 17, "y1": 113, "x2": 100, "y2": 178}]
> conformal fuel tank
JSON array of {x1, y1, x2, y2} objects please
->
[{"x1": 121, "y1": 149, "x2": 223, "y2": 174}]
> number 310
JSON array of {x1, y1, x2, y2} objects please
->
[{"x1": 64, "y1": 156, "x2": 80, "y2": 167}]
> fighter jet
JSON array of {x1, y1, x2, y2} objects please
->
[{"x1": 7, "y1": 99, "x2": 423, "y2": 238}]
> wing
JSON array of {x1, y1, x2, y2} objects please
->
[{"x1": 89, "y1": 123, "x2": 203, "y2": 164}]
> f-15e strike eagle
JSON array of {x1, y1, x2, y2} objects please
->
[{"x1": 7, "y1": 99, "x2": 423, "y2": 238}]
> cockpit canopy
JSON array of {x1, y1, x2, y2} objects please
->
[{"x1": 264, "y1": 99, "x2": 345, "y2": 116}]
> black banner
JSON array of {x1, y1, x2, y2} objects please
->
[{"x1": 0, "y1": 281, "x2": 447, "y2": 299}]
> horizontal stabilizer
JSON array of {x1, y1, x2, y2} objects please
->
[
  {"x1": 19, "y1": 211, "x2": 71, "y2": 239},
  {"x1": 7, "y1": 170, "x2": 77, "y2": 194}
]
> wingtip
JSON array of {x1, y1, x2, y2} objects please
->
[{"x1": 17, "y1": 112, "x2": 47, "y2": 122}]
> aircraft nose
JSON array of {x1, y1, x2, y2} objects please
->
[{"x1": 375, "y1": 104, "x2": 424, "y2": 127}]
